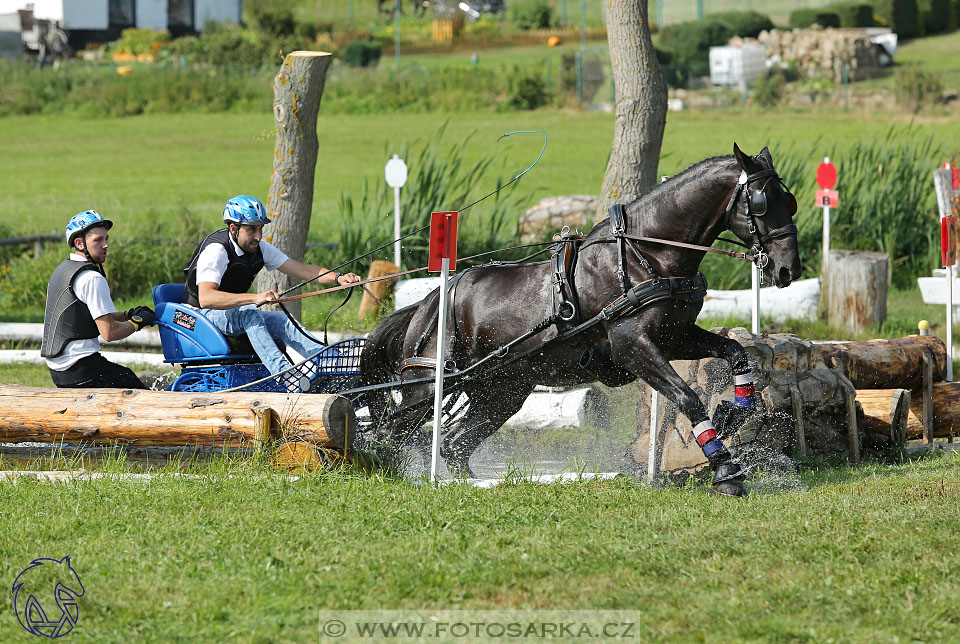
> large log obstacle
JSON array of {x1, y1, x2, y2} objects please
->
[
  {"x1": 817, "y1": 336, "x2": 947, "y2": 390},
  {"x1": 0, "y1": 385, "x2": 355, "y2": 452}
]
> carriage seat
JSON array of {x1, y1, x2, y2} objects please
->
[{"x1": 151, "y1": 283, "x2": 257, "y2": 364}]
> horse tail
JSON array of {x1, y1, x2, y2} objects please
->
[{"x1": 360, "y1": 303, "x2": 419, "y2": 387}]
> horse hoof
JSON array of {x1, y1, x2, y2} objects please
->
[{"x1": 714, "y1": 479, "x2": 748, "y2": 497}]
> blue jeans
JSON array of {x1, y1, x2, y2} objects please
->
[{"x1": 200, "y1": 305, "x2": 324, "y2": 376}]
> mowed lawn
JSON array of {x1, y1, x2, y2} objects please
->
[
  {"x1": 2, "y1": 109, "x2": 957, "y2": 241},
  {"x1": 0, "y1": 451, "x2": 958, "y2": 643}
]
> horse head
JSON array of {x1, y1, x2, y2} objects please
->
[{"x1": 726, "y1": 143, "x2": 802, "y2": 288}]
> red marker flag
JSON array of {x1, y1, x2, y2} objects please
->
[{"x1": 428, "y1": 211, "x2": 458, "y2": 272}]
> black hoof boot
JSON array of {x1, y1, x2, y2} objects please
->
[
  {"x1": 710, "y1": 458, "x2": 747, "y2": 497},
  {"x1": 713, "y1": 401, "x2": 757, "y2": 439}
]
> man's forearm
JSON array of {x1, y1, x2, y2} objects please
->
[{"x1": 198, "y1": 289, "x2": 261, "y2": 310}]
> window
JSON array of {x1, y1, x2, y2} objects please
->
[
  {"x1": 108, "y1": 0, "x2": 135, "y2": 28},
  {"x1": 168, "y1": 0, "x2": 194, "y2": 29}
]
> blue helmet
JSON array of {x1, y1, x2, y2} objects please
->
[
  {"x1": 65, "y1": 210, "x2": 113, "y2": 247},
  {"x1": 223, "y1": 195, "x2": 270, "y2": 226}
]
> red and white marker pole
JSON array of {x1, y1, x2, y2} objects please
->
[
  {"x1": 935, "y1": 165, "x2": 955, "y2": 381},
  {"x1": 428, "y1": 211, "x2": 459, "y2": 481},
  {"x1": 816, "y1": 157, "x2": 839, "y2": 273}
]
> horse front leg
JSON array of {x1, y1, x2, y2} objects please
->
[
  {"x1": 609, "y1": 322, "x2": 747, "y2": 497},
  {"x1": 668, "y1": 325, "x2": 759, "y2": 438}
]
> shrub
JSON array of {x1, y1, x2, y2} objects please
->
[
  {"x1": 109, "y1": 28, "x2": 170, "y2": 55},
  {"x1": 658, "y1": 20, "x2": 732, "y2": 66},
  {"x1": 874, "y1": 0, "x2": 920, "y2": 38},
  {"x1": 894, "y1": 67, "x2": 944, "y2": 111},
  {"x1": 510, "y1": 0, "x2": 554, "y2": 30},
  {"x1": 789, "y1": 9, "x2": 841, "y2": 28},
  {"x1": 507, "y1": 66, "x2": 550, "y2": 109},
  {"x1": 922, "y1": 0, "x2": 952, "y2": 33},
  {"x1": 709, "y1": 11, "x2": 774, "y2": 38},
  {"x1": 826, "y1": 3, "x2": 875, "y2": 27},
  {"x1": 247, "y1": 2, "x2": 295, "y2": 37},
  {"x1": 753, "y1": 72, "x2": 786, "y2": 110},
  {"x1": 342, "y1": 41, "x2": 382, "y2": 68}
]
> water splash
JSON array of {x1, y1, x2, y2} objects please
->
[
  {"x1": 735, "y1": 442, "x2": 807, "y2": 494},
  {"x1": 150, "y1": 371, "x2": 177, "y2": 391}
]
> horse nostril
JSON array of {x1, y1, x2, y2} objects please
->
[{"x1": 779, "y1": 266, "x2": 791, "y2": 284}]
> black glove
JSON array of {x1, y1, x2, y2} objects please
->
[{"x1": 128, "y1": 306, "x2": 157, "y2": 331}]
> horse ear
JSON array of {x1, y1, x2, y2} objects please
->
[
  {"x1": 758, "y1": 146, "x2": 773, "y2": 167},
  {"x1": 733, "y1": 143, "x2": 751, "y2": 170}
]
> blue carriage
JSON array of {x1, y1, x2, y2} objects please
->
[{"x1": 151, "y1": 283, "x2": 366, "y2": 397}]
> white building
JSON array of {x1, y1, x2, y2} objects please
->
[{"x1": 0, "y1": 0, "x2": 242, "y2": 34}]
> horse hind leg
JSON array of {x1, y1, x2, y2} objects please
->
[{"x1": 610, "y1": 325, "x2": 747, "y2": 497}]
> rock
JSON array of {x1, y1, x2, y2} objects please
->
[{"x1": 518, "y1": 195, "x2": 599, "y2": 243}]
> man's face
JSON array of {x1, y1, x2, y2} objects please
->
[
  {"x1": 233, "y1": 223, "x2": 264, "y2": 254},
  {"x1": 76, "y1": 226, "x2": 109, "y2": 263}
]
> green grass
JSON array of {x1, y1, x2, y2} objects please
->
[
  {"x1": 3, "y1": 108, "x2": 956, "y2": 240},
  {"x1": 0, "y1": 451, "x2": 958, "y2": 642}
]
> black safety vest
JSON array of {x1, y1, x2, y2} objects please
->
[
  {"x1": 183, "y1": 228, "x2": 265, "y2": 308},
  {"x1": 40, "y1": 259, "x2": 103, "y2": 358}
]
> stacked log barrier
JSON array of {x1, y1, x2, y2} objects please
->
[
  {"x1": 0, "y1": 385, "x2": 355, "y2": 452},
  {"x1": 631, "y1": 328, "x2": 859, "y2": 479},
  {"x1": 818, "y1": 336, "x2": 950, "y2": 445}
]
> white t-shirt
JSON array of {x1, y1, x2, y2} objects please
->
[
  {"x1": 194, "y1": 236, "x2": 289, "y2": 291},
  {"x1": 46, "y1": 254, "x2": 117, "y2": 371}
]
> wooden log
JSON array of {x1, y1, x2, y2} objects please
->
[
  {"x1": 0, "y1": 385, "x2": 354, "y2": 451},
  {"x1": 860, "y1": 382, "x2": 960, "y2": 441},
  {"x1": 358, "y1": 260, "x2": 400, "y2": 320},
  {"x1": 817, "y1": 335, "x2": 947, "y2": 390},
  {"x1": 824, "y1": 249, "x2": 888, "y2": 335},
  {"x1": 856, "y1": 388, "x2": 910, "y2": 448}
]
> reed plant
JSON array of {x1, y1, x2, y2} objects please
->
[{"x1": 333, "y1": 125, "x2": 531, "y2": 273}]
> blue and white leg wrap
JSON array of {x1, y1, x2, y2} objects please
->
[
  {"x1": 693, "y1": 420, "x2": 725, "y2": 458},
  {"x1": 734, "y1": 371, "x2": 756, "y2": 408}
]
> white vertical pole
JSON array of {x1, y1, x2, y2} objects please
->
[
  {"x1": 822, "y1": 156, "x2": 831, "y2": 275},
  {"x1": 751, "y1": 263, "x2": 760, "y2": 334},
  {"x1": 935, "y1": 168, "x2": 955, "y2": 381},
  {"x1": 430, "y1": 256, "x2": 450, "y2": 482},
  {"x1": 647, "y1": 389, "x2": 659, "y2": 484},
  {"x1": 393, "y1": 185, "x2": 402, "y2": 268},
  {"x1": 947, "y1": 264, "x2": 954, "y2": 382}
]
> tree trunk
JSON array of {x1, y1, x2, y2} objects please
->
[
  {"x1": 824, "y1": 249, "x2": 888, "y2": 335},
  {"x1": 594, "y1": 0, "x2": 667, "y2": 220},
  {"x1": 0, "y1": 385, "x2": 354, "y2": 451},
  {"x1": 817, "y1": 335, "x2": 947, "y2": 390},
  {"x1": 258, "y1": 51, "x2": 332, "y2": 319}
]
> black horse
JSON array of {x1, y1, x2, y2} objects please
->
[{"x1": 360, "y1": 144, "x2": 801, "y2": 496}]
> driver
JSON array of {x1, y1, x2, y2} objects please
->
[{"x1": 182, "y1": 195, "x2": 361, "y2": 379}]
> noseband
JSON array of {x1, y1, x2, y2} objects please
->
[{"x1": 723, "y1": 168, "x2": 798, "y2": 271}]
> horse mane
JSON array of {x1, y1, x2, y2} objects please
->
[{"x1": 585, "y1": 151, "x2": 778, "y2": 238}]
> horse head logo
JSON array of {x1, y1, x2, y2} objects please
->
[{"x1": 12, "y1": 556, "x2": 85, "y2": 638}]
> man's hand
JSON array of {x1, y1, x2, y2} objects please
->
[
  {"x1": 336, "y1": 272, "x2": 362, "y2": 286},
  {"x1": 129, "y1": 307, "x2": 157, "y2": 331},
  {"x1": 255, "y1": 290, "x2": 281, "y2": 306}
]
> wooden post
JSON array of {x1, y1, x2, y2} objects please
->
[
  {"x1": 923, "y1": 351, "x2": 934, "y2": 445},
  {"x1": 358, "y1": 260, "x2": 400, "y2": 319},
  {"x1": 840, "y1": 381, "x2": 860, "y2": 462},
  {"x1": 252, "y1": 405, "x2": 275, "y2": 456},
  {"x1": 789, "y1": 385, "x2": 806, "y2": 457},
  {"x1": 825, "y1": 250, "x2": 889, "y2": 335},
  {"x1": 258, "y1": 51, "x2": 333, "y2": 320}
]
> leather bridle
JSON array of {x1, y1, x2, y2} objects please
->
[{"x1": 722, "y1": 168, "x2": 799, "y2": 271}]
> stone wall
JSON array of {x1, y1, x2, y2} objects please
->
[
  {"x1": 732, "y1": 26, "x2": 883, "y2": 82},
  {"x1": 630, "y1": 328, "x2": 860, "y2": 478},
  {"x1": 518, "y1": 195, "x2": 598, "y2": 243}
]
